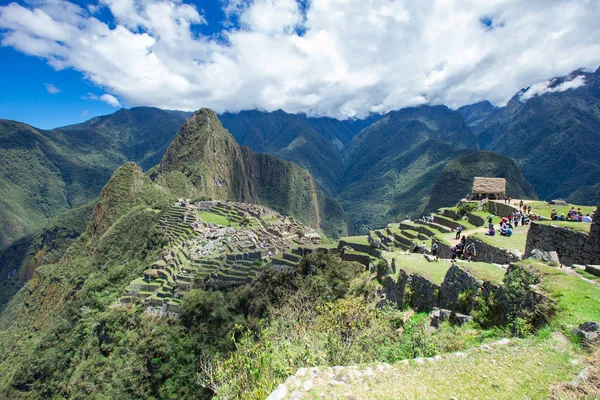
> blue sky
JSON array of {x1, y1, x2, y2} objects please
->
[
  {"x1": 0, "y1": 0, "x2": 232, "y2": 129},
  {"x1": 1, "y1": 0, "x2": 599, "y2": 129}
]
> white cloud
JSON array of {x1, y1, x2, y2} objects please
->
[
  {"x1": 44, "y1": 83, "x2": 60, "y2": 94},
  {"x1": 520, "y1": 74, "x2": 587, "y2": 101},
  {"x1": 85, "y1": 92, "x2": 121, "y2": 107},
  {"x1": 1, "y1": 0, "x2": 600, "y2": 118}
]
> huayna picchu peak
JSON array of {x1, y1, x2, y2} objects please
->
[{"x1": 1, "y1": 3, "x2": 600, "y2": 396}]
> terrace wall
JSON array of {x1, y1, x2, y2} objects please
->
[{"x1": 524, "y1": 222, "x2": 600, "y2": 266}]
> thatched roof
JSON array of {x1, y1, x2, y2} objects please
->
[{"x1": 472, "y1": 177, "x2": 506, "y2": 193}]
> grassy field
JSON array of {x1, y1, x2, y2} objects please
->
[
  {"x1": 470, "y1": 225, "x2": 529, "y2": 253},
  {"x1": 455, "y1": 261, "x2": 506, "y2": 284},
  {"x1": 383, "y1": 252, "x2": 451, "y2": 284},
  {"x1": 536, "y1": 219, "x2": 593, "y2": 233},
  {"x1": 339, "y1": 235, "x2": 370, "y2": 245},
  {"x1": 197, "y1": 211, "x2": 240, "y2": 227},
  {"x1": 526, "y1": 200, "x2": 596, "y2": 219}
]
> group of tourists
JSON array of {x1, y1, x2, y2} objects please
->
[
  {"x1": 551, "y1": 207, "x2": 593, "y2": 222},
  {"x1": 450, "y1": 235, "x2": 477, "y2": 262}
]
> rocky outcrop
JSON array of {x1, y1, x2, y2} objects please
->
[
  {"x1": 524, "y1": 222, "x2": 600, "y2": 266},
  {"x1": 573, "y1": 322, "x2": 600, "y2": 347}
]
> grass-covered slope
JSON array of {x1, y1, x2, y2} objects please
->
[{"x1": 425, "y1": 150, "x2": 538, "y2": 212}]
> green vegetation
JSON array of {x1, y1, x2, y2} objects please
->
[
  {"x1": 537, "y1": 220, "x2": 594, "y2": 233},
  {"x1": 455, "y1": 261, "x2": 506, "y2": 284},
  {"x1": 384, "y1": 253, "x2": 450, "y2": 284},
  {"x1": 198, "y1": 211, "x2": 240, "y2": 227},
  {"x1": 0, "y1": 108, "x2": 188, "y2": 250}
]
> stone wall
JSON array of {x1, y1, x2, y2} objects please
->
[
  {"x1": 487, "y1": 201, "x2": 518, "y2": 217},
  {"x1": 465, "y1": 238, "x2": 521, "y2": 264},
  {"x1": 337, "y1": 240, "x2": 381, "y2": 257},
  {"x1": 439, "y1": 264, "x2": 482, "y2": 313},
  {"x1": 433, "y1": 215, "x2": 464, "y2": 230},
  {"x1": 341, "y1": 252, "x2": 371, "y2": 266},
  {"x1": 524, "y1": 222, "x2": 600, "y2": 266},
  {"x1": 467, "y1": 213, "x2": 485, "y2": 227}
]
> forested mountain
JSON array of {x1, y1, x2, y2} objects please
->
[
  {"x1": 338, "y1": 105, "x2": 478, "y2": 231},
  {"x1": 425, "y1": 151, "x2": 538, "y2": 213},
  {"x1": 0, "y1": 108, "x2": 189, "y2": 249},
  {"x1": 2, "y1": 68, "x2": 600, "y2": 244},
  {"x1": 463, "y1": 68, "x2": 600, "y2": 203}
]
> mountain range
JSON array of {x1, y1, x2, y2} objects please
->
[{"x1": 1, "y1": 67, "x2": 600, "y2": 250}]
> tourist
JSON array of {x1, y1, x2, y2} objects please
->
[
  {"x1": 486, "y1": 226, "x2": 496, "y2": 236},
  {"x1": 451, "y1": 246, "x2": 457, "y2": 260},
  {"x1": 455, "y1": 225, "x2": 463, "y2": 240},
  {"x1": 519, "y1": 200, "x2": 524, "y2": 209},
  {"x1": 456, "y1": 242, "x2": 465, "y2": 259},
  {"x1": 413, "y1": 243, "x2": 420, "y2": 253},
  {"x1": 508, "y1": 196, "x2": 512, "y2": 205},
  {"x1": 432, "y1": 241, "x2": 439, "y2": 261},
  {"x1": 527, "y1": 205, "x2": 532, "y2": 214},
  {"x1": 487, "y1": 215, "x2": 493, "y2": 225},
  {"x1": 551, "y1": 209, "x2": 557, "y2": 220},
  {"x1": 461, "y1": 236, "x2": 466, "y2": 246},
  {"x1": 583, "y1": 214, "x2": 593, "y2": 222},
  {"x1": 465, "y1": 242, "x2": 477, "y2": 262},
  {"x1": 504, "y1": 196, "x2": 508, "y2": 204}
]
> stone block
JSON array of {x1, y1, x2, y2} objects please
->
[
  {"x1": 573, "y1": 322, "x2": 600, "y2": 346},
  {"x1": 585, "y1": 265, "x2": 600, "y2": 277}
]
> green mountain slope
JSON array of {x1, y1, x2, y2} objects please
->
[
  {"x1": 469, "y1": 68, "x2": 600, "y2": 202},
  {"x1": 219, "y1": 110, "x2": 347, "y2": 195},
  {"x1": 337, "y1": 106, "x2": 478, "y2": 232},
  {"x1": 425, "y1": 150, "x2": 538, "y2": 212},
  {"x1": 159, "y1": 109, "x2": 349, "y2": 235},
  {"x1": 0, "y1": 108, "x2": 188, "y2": 250}
]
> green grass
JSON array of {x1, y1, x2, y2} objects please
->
[
  {"x1": 575, "y1": 269, "x2": 600, "y2": 281},
  {"x1": 302, "y1": 338, "x2": 581, "y2": 400},
  {"x1": 527, "y1": 261, "x2": 600, "y2": 330},
  {"x1": 526, "y1": 201, "x2": 596, "y2": 219},
  {"x1": 454, "y1": 261, "x2": 506, "y2": 284},
  {"x1": 536, "y1": 220, "x2": 592, "y2": 233},
  {"x1": 339, "y1": 236, "x2": 370, "y2": 245},
  {"x1": 383, "y1": 252, "x2": 450, "y2": 285},
  {"x1": 470, "y1": 225, "x2": 529, "y2": 253},
  {"x1": 197, "y1": 211, "x2": 240, "y2": 227}
]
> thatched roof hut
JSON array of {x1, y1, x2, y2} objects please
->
[{"x1": 472, "y1": 177, "x2": 506, "y2": 199}]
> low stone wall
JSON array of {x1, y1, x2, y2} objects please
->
[
  {"x1": 433, "y1": 215, "x2": 464, "y2": 230},
  {"x1": 341, "y1": 252, "x2": 371, "y2": 266},
  {"x1": 337, "y1": 240, "x2": 381, "y2": 257},
  {"x1": 465, "y1": 238, "x2": 521, "y2": 264},
  {"x1": 487, "y1": 201, "x2": 518, "y2": 218},
  {"x1": 442, "y1": 209, "x2": 460, "y2": 219},
  {"x1": 467, "y1": 213, "x2": 485, "y2": 227},
  {"x1": 524, "y1": 222, "x2": 600, "y2": 266}
]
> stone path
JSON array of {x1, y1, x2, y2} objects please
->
[{"x1": 266, "y1": 338, "x2": 514, "y2": 400}]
